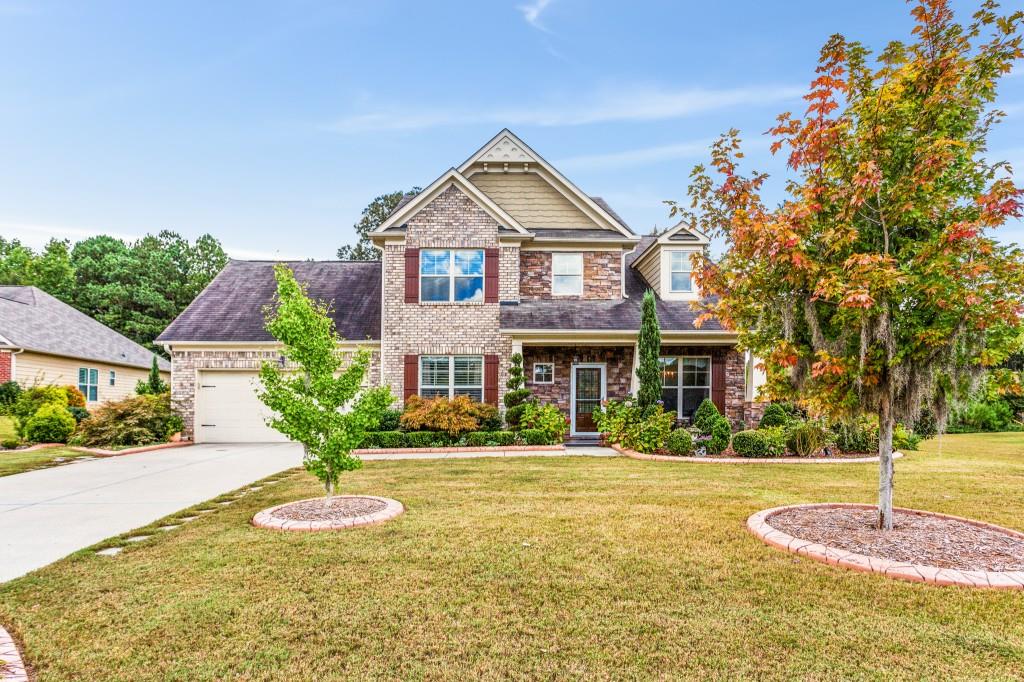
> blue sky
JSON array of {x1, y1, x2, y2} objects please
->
[{"x1": 1, "y1": 0, "x2": 1021, "y2": 260}]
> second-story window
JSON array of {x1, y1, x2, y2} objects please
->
[
  {"x1": 670, "y1": 251, "x2": 693, "y2": 293},
  {"x1": 420, "y1": 249, "x2": 484, "y2": 302},
  {"x1": 552, "y1": 253, "x2": 583, "y2": 296}
]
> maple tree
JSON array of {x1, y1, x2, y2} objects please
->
[{"x1": 675, "y1": 0, "x2": 1024, "y2": 529}]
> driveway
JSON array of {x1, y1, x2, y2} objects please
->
[{"x1": 0, "y1": 443, "x2": 303, "y2": 582}]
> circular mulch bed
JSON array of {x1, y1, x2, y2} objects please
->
[
  {"x1": 252, "y1": 495, "x2": 403, "y2": 531},
  {"x1": 748, "y1": 503, "x2": 1024, "y2": 589}
]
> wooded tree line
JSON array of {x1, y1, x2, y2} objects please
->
[{"x1": 0, "y1": 231, "x2": 228, "y2": 354}]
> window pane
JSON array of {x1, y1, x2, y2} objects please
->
[
  {"x1": 89, "y1": 369, "x2": 98, "y2": 384},
  {"x1": 454, "y1": 388, "x2": 483, "y2": 402},
  {"x1": 553, "y1": 274, "x2": 582, "y2": 295},
  {"x1": 420, "y1": 250, "x2": 450, "y2": 275},
  {"x1": 671, "y1": 251, "x2": 691, "y2": 272},
  {"x1": 681, "y1": 388, "x2": 709, "y2": 418},
  {"x1": 662, "y1": 387, "x2": 679, "y2": 415},
  {"x1": 682, "y1": 357, "x2": 710, "y2": 387},
  {"x1": 552, "y1": 253, "x2": 582, "y2": 275},
  {"x1": 454, "y1": 250, "x2": 483, "y2": 275},
  {"x1": 420, "y1": 387, "x2": 449, "y2": 399},
  {"x1": 79, "y1": 368, "x2": 87, "y2": 383},
  {"x1": 659, "y1": 358, "x2": 679, "y2": 387},
  {"x1": 670, "y1": 272, "x2": 692, "y2": 292},
  {"x1": 534, "y1": 364, "x2": 553, "y2": 383},
  {"x1": 109, "y1": 371, "x2": 116, "y2": 386},
  {"x1": 453, "y1": 357, "x2": 482, "y2": 387},
  {"x1": 420, "y1": 357, "x2": 450, "y2": 387},
  {"x1": 454, "y1": 276, "x2": 484, "y2": 302},
  {"x1": 89, "y1": 386, "x2": 98, "y2": 402},
  {"x1": 79, "y1": 384, "x2": 88, "y2": 398},
  {"x1": 420, "y1": 276, "x2": 450, "y2": 302}
]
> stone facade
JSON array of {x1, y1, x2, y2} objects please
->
[
  {"x1": 381, "y1": 184, "x2": 513, "y2": 406},
  {"x1": 519, "y1": 250, "x2": 622, "y2": 300},
  {"x1": 170, "y1": 347, "x2": 380, "y2": 441},
  {"x1": 522, "y1": 346, "x2": 634, "y2": 416},
  {"x1": 0, "y1": 351, "x2": 10, "y2": 383},
  {"x1": 661, "y1": 345, "x2": 745, "y2": 425}
]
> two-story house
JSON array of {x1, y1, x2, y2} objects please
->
[{"x1": 157, "y1": 130, "x2": 765, "y2": 443}]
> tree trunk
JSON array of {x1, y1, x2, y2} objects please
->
[
  {"x1": 877, "y1": 399, "x2": 895, "y2": 531},
  {"x1": 324, "y1": 463, "x2": 335, "y2": 506}
]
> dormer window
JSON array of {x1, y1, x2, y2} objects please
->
[
  {"x1": 420, "y1": 249, "x2": 484, "y2": 302},
  {"x1": 669, "y1": 251, "x2": 693, "y2": 293},
  {"x1": 552, "y1": 253, "x2": 583, "y2": 296}
]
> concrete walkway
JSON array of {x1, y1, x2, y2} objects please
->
[
  {"x1": 0, "y1": 443, "x2": 303, "y2": 582},
  {"x1": 0, "y1": 443, "x2": 617, "y2": 582}
]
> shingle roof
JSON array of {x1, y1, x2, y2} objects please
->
[
  {"x1": 498, "y1": 236, "x2": 726, "y2": 332},
  {"x1": 156, "y1": 261, "x2": 382, "y2": 343},
  {"x1": 0, "y1": 286, "x2": 171, "y2": 371}
]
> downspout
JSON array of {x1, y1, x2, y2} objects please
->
[{"x1": 621, "y1": 242, "x2": 641, "y2": 299}]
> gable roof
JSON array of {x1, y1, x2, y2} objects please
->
[
  {"x1": 156, "y1": 261, "x2": 382, "y2": 344},
  {"x1": 631, "y1": 219, "x2": 710, "y2": 271},
  {"x1": 458, "y1": 130, "x2": 639, "y2": 240},
  {"x1": 0, "y1": 286, "x2": 170, "y2": 371},
  {"x1": 372, "y1": 169, "x2": 530, "y2": 236}
]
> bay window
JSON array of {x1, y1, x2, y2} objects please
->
[
  {"x1": 420, "y1": 355, "x2": 484, "y2": 401},
  {"x1": 660, "y1": 356, "x2": 711, "y2": 420},
  {"x1": 420, "y1": 249, "x2": 484, "y2": 302}
]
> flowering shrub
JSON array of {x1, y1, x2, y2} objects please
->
[
  {"x1": 595, "y1": 398, "x2": 674, "y2": 453},
  {"x1": 518, "y1": 402, "x2": 568, "y2": 444}
]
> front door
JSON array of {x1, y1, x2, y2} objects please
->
[{"x1": 571, "y1": 364, "x2": 606, "y2": 436}]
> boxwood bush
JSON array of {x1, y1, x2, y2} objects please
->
[
  {"x1": 706, "y1": 415, "x2": 733, "y2": 455},
  {"x1": 692, "y1": 399, "x2": 720, "y2": 435},
  {"x1": 758, "y1": 403, "x2": 791, "y2": 429},
  {"x1": 403, "y1": 431, "x2": 448, "y2": 448},
  {"x1": 360, "y1": 431, "x2": 405, "y2": 449},
  {"x1": 517, "y1": 428, "x2": 549, "y2": 446},
  {"x1": 23, "y1": 402, "x2": 76, "y2": 443},
  {"x1": 465, "y1": 431, "x2": 516, "y2": 447},
  {"x1": 665, "y1": 428, "x2": 693, "y2": 456},
  {"x1": 732, "y1": 427, "x2": 786, "y2": 457}
]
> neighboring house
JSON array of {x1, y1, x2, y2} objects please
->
[
  {"x1": 0, "y1": 286, "x2": 171, "y2": 403},
  {"x1": 158, "y1": 130, "x2": 766, "y2": 443}
]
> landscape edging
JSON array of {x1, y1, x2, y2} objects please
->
[
  {"x1": 0, "y1": 623, "x2": 28, "y2": 682},
  {"x1": 252, "y1": 495, "x2": 405, "y2": 531},
  {"x1": 611, "y1": 443, "x2": 903, "y2": 464},
  {"x1": 354, "y1": 444, "x2": 564, "y2": 455},
  {"x1": 747, "y1": 502, "x2": 1024, "y2": 589}
]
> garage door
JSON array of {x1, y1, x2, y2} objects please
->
[{"x1": 195, "y1": 371, "x2": 290, "y2": 443}]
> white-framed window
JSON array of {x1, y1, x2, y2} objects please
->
[
  {"x1": 533, "y1": 362, "x2": 554, "y2": 384},
  {"x1": 420, "y1": 355, "x2": 484, "y2": 402},
  {"x1": 660, "y1": 356, "x2": 711, "y2": 420},
  {"x1": 109, "y1": 370, "x2": 116, "y2": 386},
  {"x1": 552, "y1": 252, "x2": 583, "y2": 296},
  {"x1": 420, "y1": 249, "x2": 484, "y2": 303},
  {"x1": 78, "y1": 367, "x2": 99, "y2": 402},
  {"x1": 669, "y1": 251, "x2": 693, "y2": 293}
]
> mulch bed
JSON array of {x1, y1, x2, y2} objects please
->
[
  {"x1": 769, "y1": 507, "x2": 1024, "y2": 572},
  {"x1": 655, "y1": 449, "x2": 876, "y2": 460},
  {"x1": 269, "y1": 496, "x2": 388, "y2": 522}
]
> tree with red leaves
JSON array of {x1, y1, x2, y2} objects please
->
[{"x1": 676, "y1": 0, "x2": 1024, "y2": 529}]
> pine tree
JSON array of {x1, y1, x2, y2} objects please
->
[
  {"x1": 503, "y1": 352, "x2": 532, "y2": 429},
  {"x1": 636, "y1": 290, "x2": 662, "y2": 409}
]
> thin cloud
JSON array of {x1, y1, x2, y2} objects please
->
[
  {"x1": 558, "y1": 139, "x2": 714, "y2": 171},
  {"x1": 518, "y1": 0, "x2": 553, "y2": 31},
  {"x1": 325, "y1": 84, "x2": 805, "y2": 134},
  {"x1": 0, "y1": 221, "x2": 301, "y2": 261}
]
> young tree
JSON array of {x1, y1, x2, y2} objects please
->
[
  {"x1": 678, "y1": 0, "x2": 1024, "y2": 529},
  {"x1": 257, "y1": 264, "x2": 393, "y2": 499},
  {"x1": 337, "y1": 188, "x2": 422, "y2": 260},
  {"x1": 636, "y1": 290, "x2": 662, "y2": 409},
  {"x1": 503, "y1": 352, "x2": 532, "y2": 429},
  {"x1": 136, "y1": 357, "x2": 168, "y2": 395}
]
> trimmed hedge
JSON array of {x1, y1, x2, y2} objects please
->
[
  {"x1": 758, "y1": 403, "x2": 790, "y2": 429},
  {"x1": 731, "y1": 428, "x2": 786, "y2": 458},
  {"x1": 665, "y1": 428, "x2": 693, "y2": 456},
  {"x1": 465, "y1": 431, "x2": 516, "y2": 447},
  {"x1": 403, "y1": 431, "x2": 447, "y2": 448},
  {"x1": 361, "y1": 431, "x2": 405, "y2": 449},
  {"x1": 518, "y1": 428, "x2": 549, "y2": 446}
]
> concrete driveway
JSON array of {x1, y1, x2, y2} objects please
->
[{"x1": 0, "y1": 443, "x2": 303, "y2": 582}]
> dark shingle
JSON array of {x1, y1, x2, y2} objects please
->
[{"x1": 157, "y1": 261, "x2": 381, "y2": 343}]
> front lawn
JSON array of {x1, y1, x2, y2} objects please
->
[
  {"x1": 0, "y1": 446, "x2": 96, "y2": 478},
  {"x1": 1, "y1": 433, "x2": 1022, "y2": 679}
]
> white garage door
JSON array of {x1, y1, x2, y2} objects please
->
[{"x1": 195, "y1": 371, "x2": 290, "y2": 443}]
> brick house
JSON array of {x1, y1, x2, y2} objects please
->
[{"x1": 157, "y1": 130, "x2": 766, "y2": 443}]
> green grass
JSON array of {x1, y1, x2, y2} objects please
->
[
  {"x1": 0, "y1": 446, "x2": 96, "y2": 478},
  {"x1": 1, "y1": 433, "x2": 1022, "y2": 680},
  {"x1": 0, "y1": 415, "x2": 16, "y2": 441}
]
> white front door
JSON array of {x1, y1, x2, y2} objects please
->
[{"x1": 570, "y1": 363, "x2": 606, "y2": 436}]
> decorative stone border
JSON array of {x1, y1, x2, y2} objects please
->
[
  {"x1": 612, "y1": 443, "x2": 902, "y2": 464},
  {"x1": 747, "y1": 503, "x2": 1024, "y2": 589},
  {"x1": 0, "y1": 623, "x2": 28, "y2": 682},
  {"x1": 252, "y1": 495, "x2": 404, "y2": 532},
  {"x1": 353, "y1": 444, "x2": 564, "y2": 455}
]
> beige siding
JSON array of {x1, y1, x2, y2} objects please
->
[
  {"x1": 469, "y1": 172, "x2": 597, "y2": 229},
  {"x1": 14, "y1": 351, "x2": 168, "y2": 404},
  {"x1": 635, "y1": 247, "x2": 662, "y2": 296}
]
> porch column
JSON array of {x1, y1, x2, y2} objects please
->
[
  {"x1": 511, "y1": 339, "x2": 523, "y2": 357},
  {"x1": 629, "y1": 340, "x2": 640, "y2": 395}
]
